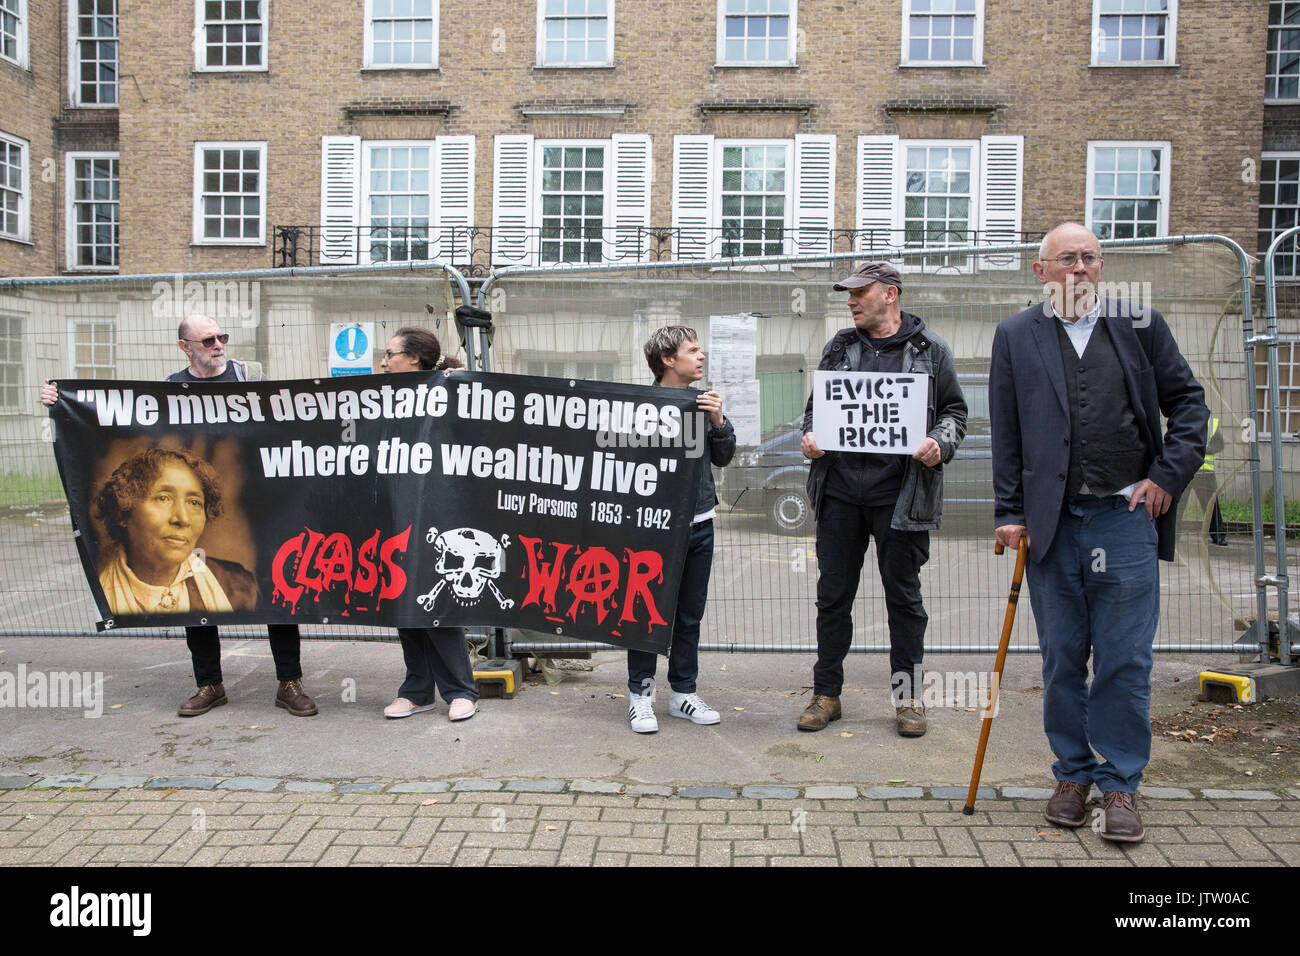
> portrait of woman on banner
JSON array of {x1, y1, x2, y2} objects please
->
[{"x1": 93, "y1": 446, "x2": 258, "y2": 615}]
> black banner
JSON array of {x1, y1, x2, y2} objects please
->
[{"x1": 49, "y1": 372, "x2": 706, "y2": 653}]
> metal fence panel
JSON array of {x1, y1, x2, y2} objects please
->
[
  {"x1": 478, "y1": 238, "x2": 1268, "y2": 655},
  {"x1": 0, "y1": 242, "x2": 1285, "y2": 656},
  {"x1": 0, "y1": 264, "x2": 466, "y2": 639}
]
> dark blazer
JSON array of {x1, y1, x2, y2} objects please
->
[{"x1": 989, "y1": 298, "x2": 1208, "y2": 563}]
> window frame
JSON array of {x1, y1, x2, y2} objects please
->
[
  {"x1": 64, "y1": 151, "x2": 119, "y2": 272},
  {"x1": 193, "y1": 0, "x2": 269, "y2": 73},
  {"x1": 1257, "y1": 335, "x2": 1300, "y2": 441},
  {"x1": 517, "y1": 350, "x2": 620, "y2": 382},
  {"x1": 900, "y1": 0, "x2": 984, "y2": 68},
  {"x1": 363, "y1": 0, "x2": 438, "y2": 70},
  {"x1": 715, "y1": 0, "x2": 796, "y2": 68},
  {"x1": 899, "y1": 138, "x2": 979, "y2": 272},
  {"x1": 1259, "y1": 151, "x2": 1300, "y2": 282},
  {"x1": 0, "y1": 0, "x2": 28, "y2": 69},
  {"x1": 716, "y1": 137, "x2": 794, "y2": 256},
  {"x1": 1085, "y1": 140, "x2": 1171, "y2": 242},
  {"x1": 1090, "y1": 0, "x2": 1177, "y2": 67},
  {"x1": 66, "y1": 317, "x2": 116, "y2": 379},
  {"x1": 0, "y1": 130, "x2": 30, "y2": 243},
  {"x1": 1267, "y1": 0, "x2": 1300, "y2": 103},
  {"x1": 535, "y1": 0, "x2": 614, "y2": 67},
  {"x1": 361, "y1": 139, "x2": 436, "y2": 264},
  {"x1": 0, "y1": 313, "x2": 23, "y2": 413},
  {"x1": 67, "y1": 0, "x2": 119, "y2": 108},
  {"x1": 191, "y1": 141, "x2": 267, "y2": 246},
  {"x1": 535, "y1": 138, "x2": 610, "y2": 264}
]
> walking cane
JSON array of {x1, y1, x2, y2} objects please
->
[{"x1": 962, "y1": 534, "x2": 1029, "y2": 815}]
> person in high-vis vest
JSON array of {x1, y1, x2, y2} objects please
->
[{"x1": 1177, "y1": 416, "x2": 1227, "y2": 546}]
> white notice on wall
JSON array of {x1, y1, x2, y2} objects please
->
[
  {"x1": 811, "y1": 371, "x2": 927, "y2": 455},
  {"x1": 718, "y1": 379, "x2": 761, "y2": 447},
  {"x1": 708, "y1": 314, "x2": 757, "y2": 384}
]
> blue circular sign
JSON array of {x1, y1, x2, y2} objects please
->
[{"x1": 334, "y1": 325, "x2": 369, "y2": 362}]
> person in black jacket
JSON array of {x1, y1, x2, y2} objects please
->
[
  {"x1": 797, "y1": 262, "x2": 967, "y2": 738},
  {"x1": 991, "y1": 222, "x2": 1207, "y2": 843},
  {"x1": 625, "y1": 326, "x2": 736, "y2": 734}
]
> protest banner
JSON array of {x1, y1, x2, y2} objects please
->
[
  {"x1": 811, "y1": 371, "x2": 927, "y2": 455},
  {"x1": 48, "y1": 372, "x2": 705, "y2": 654}
]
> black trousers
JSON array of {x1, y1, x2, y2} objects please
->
[
  {"x1": 186, "y1": 625, "x2": 301, "y2": 686},
  {"x1": 396, "y1": 627, "x2": 478, "y2": 705},
  {"x1": 1181, "y1": 471, "x2": 1227, "y2": 545},
  {"x1": 813, "y1": 497, "x2": 929, "y2": 700}
]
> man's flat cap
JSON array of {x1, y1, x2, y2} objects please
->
[{"x1": 832, "y1": 262, "x2": 903, "y2": 292}]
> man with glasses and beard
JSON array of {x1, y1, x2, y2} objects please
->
[{"x1": 42, "y1": 314, "x2": 318, "y2": 719}]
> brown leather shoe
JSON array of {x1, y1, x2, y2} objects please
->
[
  {"x1": 178, "y1": 683, "x2": 227, "y2": 717},
  {"x1": 1099, "y1": 791, "x2": 1145, "y2": 843},
  {"x1": 1043, "y1": 780, "x2": 1089, "y2": 828},
  {"x1": 895, "y1": 699, "x2": 927, "y2": 737},
  {"x1": 797, "y1": 694, "x2": 841, "y2": 732},
  {"x1": 275, "y1": 680, "x2": 318, "y2": 717}
]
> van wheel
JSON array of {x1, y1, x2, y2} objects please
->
[{"x1": 768, "y1": 489, "x2": 812, "y2": 536}]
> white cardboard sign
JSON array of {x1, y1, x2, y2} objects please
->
[{"x1": 812, "y1": 371, "x2": 927, "y2": 455}]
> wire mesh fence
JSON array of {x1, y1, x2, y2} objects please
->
[
  {"x1": 0, "y1": 265, "x2": 466, "y2": 640},
  {"x1": 0, "y1": 239, "x2": 1286, "y2": 657},
  {"x1": 478, "y1": 237, "x2": 1268, "y2": 655}
]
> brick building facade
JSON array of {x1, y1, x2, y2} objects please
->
[{"x1": 0, "y1": 1, "x2": 1274, "y2": 277}]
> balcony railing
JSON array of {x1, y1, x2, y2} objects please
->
[{"x1": 272, "y1": 225, "x2": 1039, "y2": 274}]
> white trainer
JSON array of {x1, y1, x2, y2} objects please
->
[
  {"x1": 628, "y1": 679, "x2": 658, "y2": 734},
  {"x1": 669, "y1": 691, "x2": 721, "y2": 725}
]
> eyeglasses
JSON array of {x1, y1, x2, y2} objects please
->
[
  {"x1": 383, "y1": 349, "x2": 410, "y2": 360},
  {"x1": 1041, "y1": 252, "x2": 1102, "y2": 268},
  {"x1": 183, "y1": 333, "x2": 230, "y2": 349}
]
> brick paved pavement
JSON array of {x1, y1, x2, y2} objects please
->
[{"x1": 2, "y1": 778, "x2": 1296, "y2": 866}]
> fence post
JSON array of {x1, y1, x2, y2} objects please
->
[{"x1": 1262, "y1": 227, "x2": 1300, "y2": 666}]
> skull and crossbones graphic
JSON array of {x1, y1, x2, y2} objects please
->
[{"x1": 416, "y1": 527, "x2": 516, "y2": 611}]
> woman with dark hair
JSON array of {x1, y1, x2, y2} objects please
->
[
  {"x1": 94, "y1": 447, "x2": 256, "y2": 615},
  {"x1": 380, "y1": 327, "x2": 480, "y2": 722}
]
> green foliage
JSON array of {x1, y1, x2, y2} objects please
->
[
  {"x1": 1219, "y1": 495, "x2": 1300, "y2": 526},
  {"x1": 0, "y1": 470, "x2": 65, "y2": 509}
]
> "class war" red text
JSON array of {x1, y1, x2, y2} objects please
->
[{"x1": 272, "y1": 526, "x2": 411, "y2": 611}]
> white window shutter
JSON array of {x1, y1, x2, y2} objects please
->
[
  {"x1": 610, "y1": 134, "x2": 652, "y2": 262},
  {"x1": 492, "y1": 134, "x2": 535, "y2": 265},
  {"x1": 671, "y1": 135, "x2": 715, "y2": 260},
  {"x1": 855, "y1": 135, "x2": 900, "y2": 257},
  {"x1": 320, "y1": 136, "x2": 361, "y2": 265},
  {"x1": 436, "y1": 135, "x2": 475, "y2": 263},
  {"x1": 978, "y1": 134, "x2": 1024, "y2": 270},
  {"x1": 793, "y1": 134, "x2": 836, "y2": 257}
]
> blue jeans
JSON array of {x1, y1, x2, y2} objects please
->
[
  {"x1": 627, "y1": 520, "x2": 713, "y2": 694},
  {"x1": 1026, "y1": 497, "x2": 1160, "y2": 793}
]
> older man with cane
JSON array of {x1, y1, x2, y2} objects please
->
[{"x1": 989, "y1": 222, "x2": 1206, "y2": 843}]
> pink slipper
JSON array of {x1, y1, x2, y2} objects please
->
[
  {"x1": 448, "y1": 698, "x2": 478, "y2": 721},
  {"x1": 384, "y1": 697, "x2": 437, "y2": 719}
]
